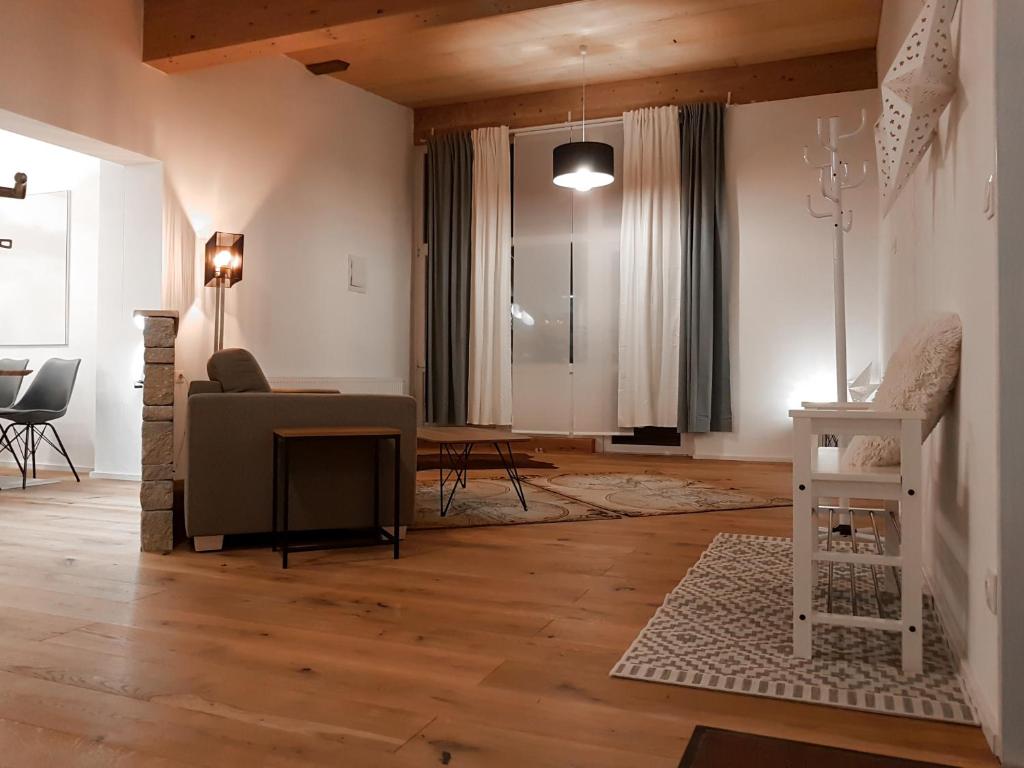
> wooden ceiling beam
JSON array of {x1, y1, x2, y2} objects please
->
[
  {"x1": 413, "y1": 48, "x2": 877, "y2": 143},
  {"x1": 143, "y1": 0, "x2": 582, "y2": 73}
]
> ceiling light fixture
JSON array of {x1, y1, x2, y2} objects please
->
[{"x1": 552, "y1": 45, "x2": 614, "y2": 192}]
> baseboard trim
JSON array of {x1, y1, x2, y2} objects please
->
[
  {"x1": 602, "y1": 442, "x2": 690, "y2": 456},
  {"x1": 924, "y1": 567, "x2": 1001, "y2": 757},
  {"x1": 0, "y1": 458, "x2": 94, "y2": 473},
  {"x1": 691, "y1": 453, "x2": 792, "y2": 463},
  {"x1": 962, "y1": 659, "x2": 1001, "y2": 758},
  {"x1": 89, "y1": 471, "x2": 141, "y2": 482}
]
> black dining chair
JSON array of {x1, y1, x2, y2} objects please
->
[
  {"x1": 0, "y1": 358, "x2": 28, "y2": 408},
  {"x1": 0, "y1": 358, "x2": 29, "y2": 476},
  {"x1": 0, "y1": 358, "x2": 81, "y2": 489}
]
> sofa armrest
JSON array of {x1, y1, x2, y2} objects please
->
[{"x1": 188, "y1": 380, "x2": 223, "y2": 396}]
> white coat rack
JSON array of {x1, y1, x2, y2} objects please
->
[{"x1": 804, "y1": 109, "x2": 868, "y2": 406}]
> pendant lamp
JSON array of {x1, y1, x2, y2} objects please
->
[{"x1": 553, "y1": 45, "x2": 614, "y2": 192}]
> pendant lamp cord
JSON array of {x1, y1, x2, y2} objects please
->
[{"x1": 580, "y1": 44, "x2": 587, "y2": 141}]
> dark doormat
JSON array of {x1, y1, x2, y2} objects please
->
[
  {"x1": 416, "y1": 452, "x2": 555, "y2": 472},
  {"x1": 680, "y1": 727, "x2": 955, "y2": 768}
]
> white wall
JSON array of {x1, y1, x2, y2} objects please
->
[
  {"x1": 875, "y1": 0, "x2": 1000, "y2": 750},
  {"x1": 155, "y1": 59, "x2": 414, "y2": 389},
  {"x1": 93, "y1": 161, "x2": 163, "y2": 479},
  {"x1": 0, "y1": 129, "x2": 101, "y2": 469},
  {"x1": 995, "y1": 1, "x2": 1024, "y2": 764},
  {"x1": 0, "y1": 0, "x2": 414, "y2": 440},
  {"x1": 692, "y1": 89, "x2": 880, "y2": 461}
]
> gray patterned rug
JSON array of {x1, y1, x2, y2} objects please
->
[
  {"x1": 611, "y1": 533, "x2": 977, "y2": 725},
  {"x1": 412, "y1": 473, "x2": 789, "y2": 530}
]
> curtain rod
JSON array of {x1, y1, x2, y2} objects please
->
[
  {"x1": 510, "y1": 115, "x2": 623, "y2": 139},
  {"x1": 509, "y1": 97, "x2": 732, "y2": 139}
]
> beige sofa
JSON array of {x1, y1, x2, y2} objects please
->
[{"x1": 185, "y1": 350, "x2": 416, "y2": 549}]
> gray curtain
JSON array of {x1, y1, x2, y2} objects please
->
[
  {"x1": 678, "y1": 103, "x2": 732, "y2": 433},
  {"x1": 426, "y1": 133, "x2": 473, "y2": 425}
]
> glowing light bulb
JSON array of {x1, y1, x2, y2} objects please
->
[{"x1": 213, "y1": 250, "x2": 233, "y2": 271}]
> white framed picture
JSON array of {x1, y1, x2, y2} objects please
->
[{"x1": 0, "y1": 190, "x2": 70, "y2": 345}]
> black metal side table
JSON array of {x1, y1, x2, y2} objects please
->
[{"x1": 272, "y1": 426, "x2": 401, "y2": 569}]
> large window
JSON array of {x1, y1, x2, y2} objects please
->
[{"x1": 511, "y1": 122, "x2": 624, "y2": 435}]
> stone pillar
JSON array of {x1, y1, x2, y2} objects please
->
[{"x1": 136, "y1": 310, "x2": 179, "y2": 553}]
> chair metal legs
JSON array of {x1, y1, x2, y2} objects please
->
[
  {"x1": 0, "y1": 425, "x2": 24, "y2": 477},
  {"x1": 0, "y1": 422, "x2": 80, "y2": 488},
  {"x1": 43, "y1": 424, "x2": 80, "y2": 482}
]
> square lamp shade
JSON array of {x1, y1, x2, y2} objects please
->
[{"x1": 204, "y1": 232, "x2": 244, "y2": 287}]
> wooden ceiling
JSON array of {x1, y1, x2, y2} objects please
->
[{"x1": 144, "y1": 0, "x2": 882, "y2": 108}]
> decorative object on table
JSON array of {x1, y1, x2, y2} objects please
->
[
  {"x1": 0, "y1": 190, "x2": 70, "y2": 345},
  {"x1": 204, "y1": 231, "x2": 244, "y2": 352},
  {"x1": 0, "y1": 358, "x2": 81, "y2": 489},
  {"x1": 679, "y1": 727, "x2": 954, "y2": 768},
  {"x1": 552, "y1": 45, "x2": 614, "y2": 192},
  {"x1": 815, "y1": 363, "x2": 880, "y2": 449},
  {"x1": 0, "y1": 172, "x2": 27, "y2": 199},
  {"x1": 272, "y1": 426, "x2": 401, "y2": 569},
  {"x1": 417, "y1": 426, "x2": 530, "y2": 516},
  {"x1": 411, "y1": 473, "x2": 788, "y2": 530},
  {"x1": 847, "y1": 362, "x2": 880, "y2": 402},
  {"x1": 875, "y1": 0, "x2": 958, "y2": 216},
  {"x1": 612, "y1": 534, "x2": 975, "y2": 726}
]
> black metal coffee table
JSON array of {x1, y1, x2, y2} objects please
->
[{"x1": 418, "y1": 426, "x2": 529, "y2": 517}]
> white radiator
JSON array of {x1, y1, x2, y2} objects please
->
[{"x1": 268, "y1": 377, "x2": 405, "y2": 395}]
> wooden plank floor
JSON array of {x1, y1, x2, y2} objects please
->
[{"x1": 0, "y1": 455, "x2": 996, "y2": 767}]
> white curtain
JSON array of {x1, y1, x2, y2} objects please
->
[
  {"x1": 468, "y1": 126, "x2": 513, "y2": 425},
  {"x1": 617, "y1": 106, "x2": 682, "y2": 428}
]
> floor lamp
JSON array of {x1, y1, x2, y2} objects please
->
[{"x1": 204, "y1": 232, "x2": 244, "y2": 352}]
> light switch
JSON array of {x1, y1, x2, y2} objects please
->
[
  {"x1": 983, "y1": 174, "x2": 996, "y2": 220},
  {"x1": 348, "y1": 254, "x2": 367, "y2": 293},
  {"x1": 985, "y1": 569, "x2": 999, "y2": 615}
]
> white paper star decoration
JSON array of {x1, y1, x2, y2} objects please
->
[{"x1": 875, "y1": 0, "x2": 958, "y2": 216}]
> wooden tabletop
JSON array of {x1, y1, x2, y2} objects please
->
[
  {"x1": 273, "y1": 426, "x2": 401, "y2": 439},
  {"x1": 0, "y1": 370, "x2": 31, "y2": 377},
  {"x1": 418, "y1": 426, "x2": 530, "y2": 445}
]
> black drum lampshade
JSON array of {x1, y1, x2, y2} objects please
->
[{"x1": 552, "y1": 140, "x2": 615, "y2": 192}]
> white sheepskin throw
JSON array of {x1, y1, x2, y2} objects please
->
[{"x1": 846, "y1": 313, "x2": 962, "y2": 467}]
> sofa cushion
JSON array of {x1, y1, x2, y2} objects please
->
[
  {"x1": 846, "y1": 313, "x2": 962, "y2": 467},
  {"x1": 206, "y1": 348, "x2": 271, "y2": 393}
]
